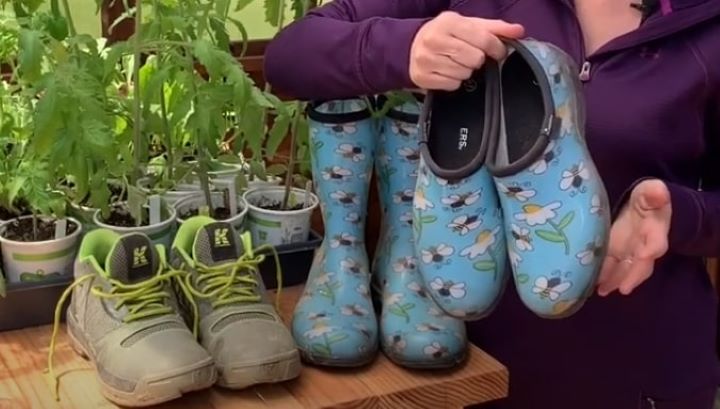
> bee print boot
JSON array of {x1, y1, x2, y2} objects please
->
[
  {"x1": 414, "y1": 62, "x2": 509, "y2": 321},
  {"x1": 373, "y1": 96, "x2": 468, "y2": 368},
  {"x1": 291, "y1": 99, "x2": 379, "y2": 367},
  {"x1": 486, "y1": 39, "x2": 611, "y2": 318}
]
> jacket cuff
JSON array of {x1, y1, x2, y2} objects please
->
[
  {"x1": 359, "y1": 17, "x2": 431, "y2": 92},
  {"x1": 665, "y1": 181, "x2": 703, "y2": 252}
]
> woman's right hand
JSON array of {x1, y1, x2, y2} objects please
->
[{"x1": 409, "y1": 11, "x2": 525, "y2": 91}]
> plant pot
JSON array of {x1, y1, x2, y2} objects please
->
[
  {"x1": 0, "y1": 216, "x2": 82, "y2": 284},
  {"x1": 93, "y1": 202, "x2": 177, "y2": 249},
  {"x1": 175, "y1": 192, "x2": 249, "y2": 234},
  {"x1": 243, "y1": 187, "x2": 319, "y2": 246},
  {"x1": 69, "y1": 202, "x2": 99, "y2": 231},
  {"x1": 137, "y1": 177, "x2": 209, "y2": 206},
  {"x1": 247, "y1": 175, "x2": 283, "y2": 190},
  {"x1": 257, "y1": 230, "x2": 323, "y2": 289},
  {"x1": 0, "y1": 276, "x2": 72, "y2": 331}
]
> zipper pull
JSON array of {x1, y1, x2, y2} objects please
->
[{"x1": 579, "y1": 61, "x2": 592, "y2": 82}]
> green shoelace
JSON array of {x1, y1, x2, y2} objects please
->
[
  {"x1": 47, "y1": 252, "x2": 195, "y2": 400},
  {"x1": 177, "y1": 232, "x2": 284, "y2": 335}
]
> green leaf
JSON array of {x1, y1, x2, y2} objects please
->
[
  {"x1": 291, "y1": 0, "x2": 306, "y2": 20},
  {"x1": 473, "y1": 260, "x2": 497, "y2": 272},
  {"x1": 17, "y1": 29, "x2": 42, "y2": 82},
  {"x1": 264, "y1": 0, "x2": 282, "y2": 27},
  {"x1": 327, "y1": 333, "x2": 348, "y2": 344},
  {"x1": 266, "y1": 112, "x2": 291, "y2": 159},
  {"x1": 388, "y1": 306, "x2": 406, "y2": 317},
  {"x1": 234, "y1": 0, "x2": 254, "y2": 12},
  {"x1": 516, "y1": 274, "x2": 530, "y2": 284},
  {"x1": 266, "y1": 163, "x2": 287, "y2": 176},
  {"x1": 226, "y1": 17, "x2": 249, "y2": 56},
  {"x1": 421, "y1": 215, "x2": 437, "y2": 224},
  {"x1": 535, "y1": 230, "x2": 565, "y2": 243},
  {"x1": 401, "y1": 303, "x2": 415, "y2": 310},
  {"x1": 311, "y1": 343, "x2": 331, "y2": 356},
  {"x1": 209, "y1": 17, "x2": 230, "y2": 51},
  {"x1": 558, "y1": 211, "x2": 575, "y2": 229}
]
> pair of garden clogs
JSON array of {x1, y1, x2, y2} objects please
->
[
  {"x1": 292, "y1": 97, "x2": 467, "y2": 369},
  {"x1": 414, "y1": 39, "x2": 611, "y2": 321}
]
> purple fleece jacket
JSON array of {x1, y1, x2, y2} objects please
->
[{"x1": 265, "y1": 1, "x2": 720, "y2": 407}]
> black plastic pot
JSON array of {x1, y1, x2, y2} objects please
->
[
  {"x1": 0, "y1": 275, "x2": 71, "y2": 331},
  {"x1": 257, "y1": 230, "x2": 322, "y2": 289}
]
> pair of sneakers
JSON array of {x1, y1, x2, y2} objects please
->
[
  {"x1": 48, "y1": 216, "x2": 300, "y2": 407},
  {"x1": 414, "y1": 38, "x2": 611, "y2": 320}
]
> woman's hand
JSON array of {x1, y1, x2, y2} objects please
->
[
  {"x1": 409, "y1": 12, "x2": 524, "y2": 91},
  {"x1": 597, "y1": 179, "x2": 672, "y2": 296}
]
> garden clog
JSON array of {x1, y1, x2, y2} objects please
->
[
  {"x1": 414, "y1": 64, "x2": 508, "y2": 321},
  {"x1": 486, "y1": 39, "x2": 611, "y2": 318},
  {"x1": 373, "y1": 95, "x2": 467, "y2": 368},
  {"x1": 292, "y1": 99, "x2": 379, "y2": 366}
]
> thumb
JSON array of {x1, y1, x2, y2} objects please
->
[
  {"x1": 468, "y1": 18, "x2": 525, "y2": 39},
  {"x1": 634, "y1": 179, "x2": 670, "y2": 212}
]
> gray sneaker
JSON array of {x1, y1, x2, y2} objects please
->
[
  {"x1": 171, "y1": 216, "x2": 301, "y2": 389},
  {"x1": 62, "y1": 231, "x2": 216, "y2": 407}
]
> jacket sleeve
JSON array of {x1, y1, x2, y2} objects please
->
[
  {"x1": 263, "y1": 0, "x2": 449, "y2": 100},
  {"x1": 663, "y1": 95, "x2": 720, "y2": 257}
]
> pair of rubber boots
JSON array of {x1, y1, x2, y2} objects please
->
[
  {"x1": 292, "y1": 96, "x2": 467, "y2": 368},
  {"x1": 292, "y1": 38, "x2": 611, "y2": 367},
  {"x1": 414, "y1": 39, "x2": 611, "y2": 321},
  {"x1": 51, "y1": 216, "x2": 300, "y2": 407}
]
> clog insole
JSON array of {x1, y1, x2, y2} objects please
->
[
  {"x1": 427, "y1": 68, "x2": 487, "y2": 171},
  {"x1": 502, "y1": 52, "x2": 545, "y2": 164}
]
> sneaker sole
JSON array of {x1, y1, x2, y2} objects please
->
[
  {"x1": 215, "y1": 349, "x2": 302, "y2": 389},
  {"x1": 68, "y1": 327, "x2": 217, "y2": 407}
]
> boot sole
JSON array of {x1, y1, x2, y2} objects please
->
[
  {"x1": 68, "y1": 325, "x2": 216, "y2": 407},
  {"x1": 215, "y1": 349, "x2": 302, "y2": 389}
]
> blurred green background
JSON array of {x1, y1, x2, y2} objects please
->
[{"x1": 49, "y1": 0, "x2": 280, "y2": 39}]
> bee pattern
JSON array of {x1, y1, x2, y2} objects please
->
[
  {"x1": 393, "y1": 189, "x2": 415, "y2": 204},
  {"x1": 447, "y1": 214, "x2": 482, "y2": 235},
  {"x1": 388, "y1": 334, "x2": 407, "y2": 353},
  {"x1": 442, "y1": 190, "x2": 481, "y2": 210},
  {"x1": 392, "y1": 121, "x2": 416, "y2": 138},
  {"x1": 322, "y1": 166, "x2": 353, "y2": 181},
  {"x1": 340, "y1": 258, "x2": 363, "y2": 275},
  {"x1": 325, "y1": 122, "x2": 357, "y2": 136},
  {"x1": 437, "y1": 177, "x2": 465, "y2": 188},
  {"x1": 393, "y1": 256, "x2": 417, "y2": 273},
  {"x1": 511, "y1": 224, "x2": 533, "y2": 251},
  {"x1": 423, "y1": 342, "x2": 450, "y2": 359},
  {"x1": 397, "y1": 147, "x2": 420, "y2": 162},
  {"x1": 430, "y1": 278, "x2": 467, "y2": 299},
  {"x1": 560, "y1": 161, "x2": 590, "y2": 194},
  {"x1": 497, "y1": 182, "x2": 537, "y2": 202},
  {"x1": 529, "y1": 141, "x2": 562, "y2": 175},
  {"x1": 407, "y1": 281, "x2": 430, "y2": 298},
  {"x1": 341, "y1": 304, "x2": 369, "y2": 316},
  {"x1": 308, "y1": 311, "x2": 329, "y2": 320},
  {"x1": 344, "y1": 212, "x2": 361, "y2": 224},
  {"x1": 421, "y1": 244, "x2": 454, "y2": 264},
  {"x1": 330, "y1": 233, "x2": 359, "y2": 248},
  {"x1": 336, "y1": 143, "x2": 365, "y2": 162},
  {"x1": 532, "y1": 276, "x2": 572, "y2": 301},
  {"x1": 354, "y1": 323, "x2": 372, "y2": 340},
  {"x1": 330, "y1": 190, "x2": 359, "y2": 205},
  {"x1": 399, "y1": 212, "x2": 413, "y2": 227}
]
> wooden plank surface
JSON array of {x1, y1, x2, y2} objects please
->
[{"x1": 0, "y1": 286, "x2": 508, "y2": 409}]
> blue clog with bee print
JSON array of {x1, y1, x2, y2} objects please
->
[
  {"x1": 292, "y1": 99, "x2": 379, "y2": 366},
  {"x1": 486, "y1": 39, "x2": 611, "y2": 318},
  {"x1": 372, "y1": 95, "x2": 468, "y2": 368},
  {"x1": 414, "y1": 63, "x2": 509, "y2": 321}
]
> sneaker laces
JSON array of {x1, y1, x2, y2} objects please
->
[
  {"x1": 47, "y1": 252, "x2": 193, "y2": 400},
  {"x1": 179, "y1": 232, "x2": 283, "y2": 336}
]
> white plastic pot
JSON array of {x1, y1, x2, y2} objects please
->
[
  {"x1": 68, "y1": 202, "x2": 99, "y2": 231},
  {"x1": 93, "y1": 203, "x2": 177, "y2": 249},
  {"x1": 0, "y1": 216, "x2": 82, "y2": 284},
  {"x1": 247, "y1": 175, "x2": 283, "y2": 190},
  {"x1": 175, "y1": 192, "x2": 248, "y2": 234},
  {"x1": 137, "y1": 177, "x2": 209, "y2": 206},
  {"x1": 243, "y1": 187, "x2": 319, "y2": 246}
]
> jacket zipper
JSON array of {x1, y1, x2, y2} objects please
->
[{"x1": 560, "y1": 0, "x2": 593, "y2": 82}]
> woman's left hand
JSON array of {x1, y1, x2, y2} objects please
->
[{"x1": 597, "y1": 179, "x2": 672, "y2": 296}]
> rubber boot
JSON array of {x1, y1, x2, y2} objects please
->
[
  {"x1": 291, "y1": 99, "x2": 379, "y2": 367},
  {"x1": 373, "y1": 96, "x2": 468, "y2": 368}
]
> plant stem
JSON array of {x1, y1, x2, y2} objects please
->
[
  {"x1": 131, "y1": 0, "x2": 143, "y2": 184},
  {"x1": 159, "y1": 83, "x2": 173, "y2": 181},
  {"x1": 59, "y1": 0, "x2": 77, "y2": 37},
  {"x1": 282, "y1": 102, "x2": 304, "y2": 209},
  {"x1": 32, "y1": 213, "x2": 37, "y2": 241}
]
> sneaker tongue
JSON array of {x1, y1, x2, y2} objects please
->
[
  {"x1": 106, "y1": 233, "x2": 159, "y2": 283},
  {"x1": 192, "y1": 222, "x2": 242, "y2": 266}
]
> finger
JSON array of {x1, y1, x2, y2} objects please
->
[
  {"x1": 441, "y1": 38, "x2": 486, "y2": 69},
  {"x1": 618, "y1": 259, "x2": 654, "y2": 295},
  {"x1": 598, "y1": 258, "x2": 632, "y2": 296},
  {"x1": 464, "y1": 18, "x2": 525, "y2": 39},
  {"x1": 597, "y1": 255, "x2": 619, "y2": 287},
  {"x1": 431, "y1": 55, "x2": 474, "y2": 80},
  {"x1": 449, "y1": 22, "x2": 511, "y2": 61},
  {"x1": 633, "y1": 180, "x2": 671, "y2": 212}
]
